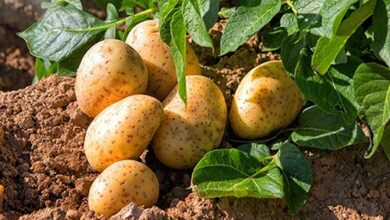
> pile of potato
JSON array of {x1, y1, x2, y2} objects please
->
[{"x1": 76, "y1": 20, "x2": 302, "y2": 217}]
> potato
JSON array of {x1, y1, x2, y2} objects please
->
[
  {"x1": 126, "y1": 20, "x2": 201, "y2": 100},
  {"x1": 75, "y1": 39, "x2": 148, "y2": 117},
  {"x1": 88, "y1": 160, "x2": 159, "y2": 217},
  {"x1": 230, "y1": 61, "x2": 303, "y2": 139},
  {"x1": 84, "y1": 95, "x2": 163, "y2": 172},
  {"x1": 152, "y1": 75, "x2": 227, "y2": 169}
]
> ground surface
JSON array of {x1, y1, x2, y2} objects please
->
[{"x1": 0, "y1": 1, "x2": 389, "y2": 220}]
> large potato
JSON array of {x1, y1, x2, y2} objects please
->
[
  {"x1": 230, "y1": 61, "x2": 303, "y2": 139},
  {"x1": 88, "y1": 160, "x2": 159, "y2": 217},
  {"x1": 126, "y1": 20, "x2": 201, "y2": 100},
  {"x1": 75, "y1": 39, "x2": 148, "y2": 117},
  {"x1": 152, "y1": 75, "x2": 227, "y2": 169},
  {"x1": 84, "y1": 95, "x2": 163, "y2": 172}
]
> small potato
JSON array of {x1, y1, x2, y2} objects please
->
[
  {"x1": 126, "y1": 20, "x2": 201, "y2": 100},
  {"x1": 75, "y1": 39, "x2": 148, "y2": 117},
  {"x1": 84, "y1": 95, "x2": 163, "y2": 172},
  {"x1": 230, "y1": 61, "x2": 303, "y2": 139},
  {"x1": 88, "y1": 160, "x2": 159, "y2": 217},
  {"x1": 152, "y1": 75, "x2": 227, "y2": 169}
]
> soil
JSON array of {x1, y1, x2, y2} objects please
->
[{"x1": 0, "y1": 1, "x2": 389, "y2": 220}]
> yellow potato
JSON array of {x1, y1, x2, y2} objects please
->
[
  {"x1": 84, "y1": 95, "x2": 163, "y2": 172},
  {"x1": 152, "y1": 75, "x2": 227, "y2": 169},
  {"x1": 230, "y1": 61, "x2": 303, "y2": 139},
  {"x1": 126, "y1": 20, "x2": 201, "y2": 100},
  {"x1": 88, "y1": 160, "x2": 159, "y2": 217},
  {"x1": 75, "y1": 39, "x2": 148, "y2": 117}
]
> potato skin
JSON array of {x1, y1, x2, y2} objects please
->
[
  {"x1": 230, "y1": 61, "x2": 303, "y2": 139},
  {"x1": 75, "y1": 39, "x2": 148, "y2": 117},
  {"x1": 88, "y1": 160, "x2": 159, "y2": 217},
  {"x1": 126, "y1": 20, "x2": 201, "y2": 100},
  {"x1": 152, "y1": 75, "x2": 227, "y2": 169},
  {"x1": 84, "y1": 95, "x2": 163, "y2": 172}
]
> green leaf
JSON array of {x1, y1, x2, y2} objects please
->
[
  {"x1": 311, "y1": 0, "x2": 376, "y2": 74},
  {"x1": 197, "y1": 0, "x2": 219, "y2": 29},
  {"x1": 294, "y1": 0, "x2": 325, "y2": 13},
  {"x1": 104, "y1": 27, "x2": 117, "y2": 39},
  {"x1": 291, "y1": 106, "x2": 366, "y2": 149},
  {"x1": 94, "y1": 0, "x2": 121, "y2": 9},
  {"x1": 106, "y1": 3, "x2": 119, "y2": 22},
  {"x1": 261, "y1": 27, "x2": 287, "y2": 51},
  {"x1": 117, "y1": 31, "x2": 125, "y2": 40},
  {"x1": 372, "y1": 0, "x2": 390, "y2": 67},
  {"x1": 104, "y1": 3, "x2": 118, "y2": 39},
  {"x1": 35, "y1": 59, "x2": 48, "y2": 79},
  {"x1": 315, "y1": 0, "x2": 358, "y2": 38},
  {"x1": 169, "y1": 10, "x2": 188, "y2": 104},
  {"x1": 220, "y1": 0, "x2": 281, "y2": 55},
  {"x1": 33, "y1": 59, "x2": 59, "y2": 84},
  {"x1": 276, "y1": 143, "x2": 312, "y2": 214},
  {"x1": 192, "y1": 149, "x2": 284, "y2": 199},
  {"x1": 121, "y1": 0, "x2": 152, "y2": 10},
  {"x1": 280, "y1": 13, "x2": 298, "y2": 35},
  {"x1": 157, "y1": 0, "x2": 188, "y2": 103},
  {"x1": 18, "y1": 5, "x2": 105, "y2": 62},
  {"x1": 354, "y1": 62, "x2": 390, "y2": 158},
  {"x1": 296, "y1": 49, "x2": 359, "y2": 124},
  {"x1": 183, "y1": 0, "x2": 214, "y2": 49},
  {"x1": 218, "y1": 7, "x2": 236, "y2": 18},
  {"x1": 41, "y1": 0, "x2": 83, "y2": 10},
  {"x1": 238, "y1": 143, "x2": 270, "y2": 164},
  {"x1": 157, "y1": 0, "x2": 180, "y2": 42},
  {"x1": 281, "y1": 33, "x2": 305, "y2": 74},
  {"x1": 346, "y1": 27, "x2": 370, "y2": 58},
  {"x1": 381, "y1": 125, "x2": 390, "y2": 160}
]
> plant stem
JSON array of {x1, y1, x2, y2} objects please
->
[
  {"x1": 67, "y1": 8, "x2": 157, "y2": 32},
  {"x1": 286, "y1": 0, "x2": 298, "y2": 14}
]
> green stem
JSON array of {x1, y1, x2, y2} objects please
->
[
  {"x1": 67, "y1": 8, "x2": 157, "y2": 32},
  {"x1": 286, "y1": 0, "x2": 298, "y2": 14},
  {"x1": 264, "y1": 155, "x2": 275, "y2": 161}
]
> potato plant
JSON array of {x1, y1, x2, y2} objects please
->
[{"x1": 19, "y1": 0, "x2": 389, "y2": 217}]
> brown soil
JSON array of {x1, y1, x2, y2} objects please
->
[
  {"x1": 0, "y1": 2, "x2": 389, "y2": 220},
  {"x1": 0, "y1": 0, "x2": 35, "y2": 92}
]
